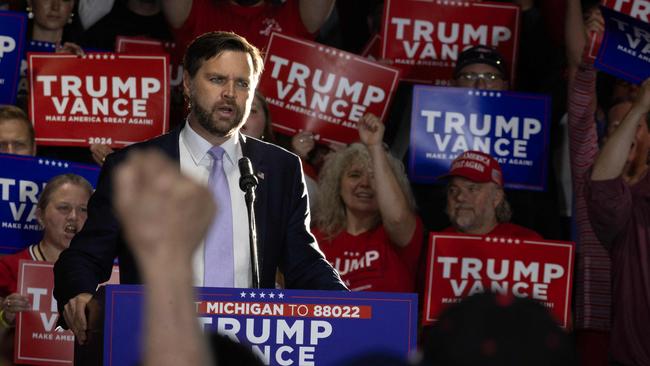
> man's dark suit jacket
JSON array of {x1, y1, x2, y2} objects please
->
[{"x1": 53, "y1": 124, "x2": 347, "y2": 316}]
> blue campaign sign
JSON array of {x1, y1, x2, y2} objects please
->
[
  {"x1": 0, "y1": 10, "x2": 27, "y2": 105},
  {"x1": 104, "y1": 285, "x2": 418, "y2": 366},
  {"x1": 595, "y1": 6, "x2": 650, "y2": 84},
  {"x1": 0, "y1": 153, "x2": 99, "y2": 254},
  {"x1": 408, "y1": 86, "x2": 551, "y2": 191}
]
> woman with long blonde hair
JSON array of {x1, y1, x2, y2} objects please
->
[{"x1": 312, "y1": 113, "x2": 423, "y2": 292}]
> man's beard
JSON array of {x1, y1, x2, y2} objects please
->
[
  {"x1": 446, "y1": 205, "x2": 477, "y2": 232},
  {"x1": 191, "y1": 95, "x2": 245, "y2": 138}
]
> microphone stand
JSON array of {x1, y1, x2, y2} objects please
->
[{"x1": 239, "y1": 158, "x2": 260, "y2": 289}]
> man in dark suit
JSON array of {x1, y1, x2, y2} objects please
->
[{"x1": 53, "y1": 31, "x2": 346, "y2": 345}]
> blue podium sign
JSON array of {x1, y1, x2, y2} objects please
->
[
  {"x1": 408, "y1": 86, "x2": 551, "y2": 191},
  {"x1": 595, "y1": 6, "x2": 650, "y2": 85},
  {"x1": 104, "y1": 285, "x2": 417, "y2": 366},
  {"x1": 0, "y1": 153, "x2": 99, "y2": 254},
  {"x1": 0, "y1": 10, "x2": 27, "y2": 105}
]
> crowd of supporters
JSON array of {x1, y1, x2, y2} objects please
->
[{"x1": 1, "y1": 0, "x2": 649, "y2": 365}]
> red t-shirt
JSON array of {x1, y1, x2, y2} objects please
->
[
  {"x1": 172, "y1": 0, "x2": 313, "y2": 62},
  {"x1": 313, "y1": 218, "x2": 424, "y2": 293},
  {"x1": 0, "y1": 246, "x2": 37, "y2": 297},
  {"x1": 443, "y1": 222, "x2": 543, "y2": 240}
]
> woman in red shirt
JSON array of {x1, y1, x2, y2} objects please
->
[{"x1": 312, "y1": 113, "x2": 423, "y2": 293}]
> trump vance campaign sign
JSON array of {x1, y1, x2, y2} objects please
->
[
  {"x1": 28, "y1": 52, "x2": 169, "y2": 148},
  {"x1": 15, "y1": 261, "x2": 119, "y2": 365},
  {"x1": 14, "y1": 261, "x2": 74, "y2": 365},
  {"x1": 603, "y1": 0, "x2": 650, "y2": 22},
  {"x1": 104, "y1": 286, "x2": 417, "y2": 366},
  {"x1": 423, "y1": 234, "x2": 574, "y2": 328},
  {"x1": 258, "y1": 33, "x2": 400, "y2": 145},
  {"x1": 408, "y1": 85, "x2": 551, "y2": 191},
  {"x1": 380, "y1": 0, "x2": 519, "y2": 84},
  {"x1": 595, "y1": 5, "x2": 650, "y2": 84},
  {"x1": 0, "y1": 10, "x2": 27, "y2": 105},
  {"x1": 115, "y1": 36, "x2": 183, "y2": 88}
]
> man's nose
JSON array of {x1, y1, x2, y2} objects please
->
[
  {"x1": 222, "y1": 81, "x2": 236, "y2": 99},
  {"x1": 474, "y1": 78, "x2": 487, "y2": 90},
  {"x1": 453, "y1": 190, "x2": 467, "y2": 202}
]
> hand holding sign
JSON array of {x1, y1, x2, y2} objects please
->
[
  {"x1": 90, "y1": 143, "x2": 114, "y2": 166},
  {"x1": 291, "y1": 131, "x2": 316, "y2": 159},
  {"x1": 1, "y1": 293, "x2": 31, "y2": 325}
]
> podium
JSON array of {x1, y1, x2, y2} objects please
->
[{"x1": 75, "y1": 285, "x2": 417, "y2": 366}]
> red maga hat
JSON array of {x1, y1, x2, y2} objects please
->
[{"x1": 440, "y1": 150, "x2": 503, "y2": 186}]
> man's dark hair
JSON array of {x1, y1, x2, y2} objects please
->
[{"x1": 183, "y1": 31, "x2": 264, "y2": 80}]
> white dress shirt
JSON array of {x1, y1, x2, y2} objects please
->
[{"x1": 179, "y1": 123, "x2": 252, "y2": 288}]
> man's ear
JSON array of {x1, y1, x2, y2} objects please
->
[{"x1": 182, "y1": 70, "x2": 192, "y2": 99}]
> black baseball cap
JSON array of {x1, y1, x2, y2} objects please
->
[{"x1": 454, "y1": 45, "x2": 508, "y2": 79}]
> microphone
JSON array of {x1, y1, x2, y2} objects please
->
[
  {"x1": 238, "y1": 157, "x2": 258, "y2": 192},
  {"x1": 238, "y1": 157, "x2": 260, "y2": 288}
]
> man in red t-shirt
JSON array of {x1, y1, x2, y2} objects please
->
[
  {"x1": 162, "y1": 0, "x2": 335, "y2": 58},
  {"x1": 441, "y1": 150, "x2": 542, "y2": 239}
]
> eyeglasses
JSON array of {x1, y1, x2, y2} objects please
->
[{"x1": 456, "y1": 72, "x2": 504, "y2": 82}]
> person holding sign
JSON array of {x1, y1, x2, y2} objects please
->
[
  {"x1": 53, "y1": 31, "x2": 346, "y2": 347},
  {"x1": 441, "y1": 150, "x2": 541, "y2": 239},
  {"x1": 586, "y1": 79, "x2": 650, "y2": 365},
  {"x1": 452, "y1": 45, "x2": 509, "y2": 91},
  {"x1": 0, "y1": 105, "x2": 36, "y2": 156},
  {"x1": 450, "y1": 46, "x2": 560, "y2": 240},
  {"x1": 312, "y1": 113, "x2": 423, "y2": 292},
  {"x1": 0, "y1": 173, "x2": 91, "y2": 366}
]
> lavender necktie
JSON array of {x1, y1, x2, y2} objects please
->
[{"x1": 203, "y1": 146, "x2": 234, "y2": 287}]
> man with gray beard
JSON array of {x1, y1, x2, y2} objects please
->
[{"x1": 440, "y1": 150, "x2": 542, "y2": 239}]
